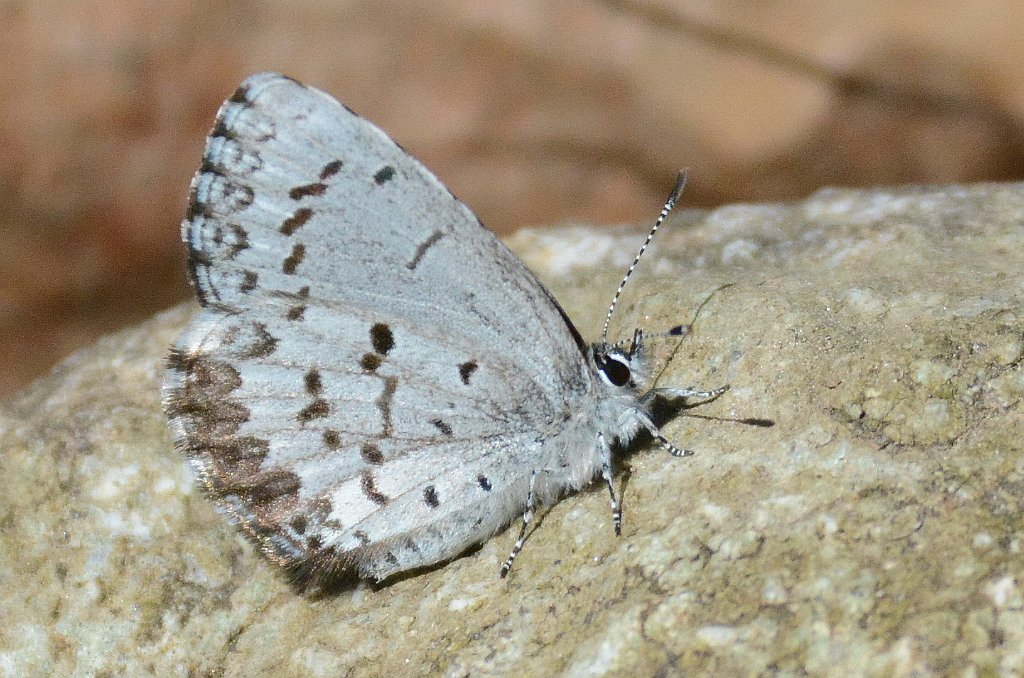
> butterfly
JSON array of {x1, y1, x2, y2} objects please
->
[{"x1": 163, "y1": 73, "x2": 728, "y2": 588}]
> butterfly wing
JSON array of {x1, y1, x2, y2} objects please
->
[{"x1": 164, "y1": 73, "x2": 593, "y2": 582}]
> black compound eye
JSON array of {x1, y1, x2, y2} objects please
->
[{"x1": 600, "y1": 355, "x2": 631, "y2": 387}]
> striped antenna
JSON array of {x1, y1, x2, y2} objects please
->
[{"x1": 601, "y1": 170, "x2": 689, "y2": 344}]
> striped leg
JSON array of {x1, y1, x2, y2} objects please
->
[
  {"x1": 500, "y1": 468, "x2": 540, "y2": 578},
  {"x1": 598, "y1": 432, "x2": 622, "y2": 535}
]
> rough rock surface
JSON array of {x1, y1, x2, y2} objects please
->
[{"x1": 1, "y1": 183, "x2": 1022, "y2": 676}]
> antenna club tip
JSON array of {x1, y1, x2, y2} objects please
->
[{"x1": 669, "y1": 171, "x2": 689, "y2": 204}]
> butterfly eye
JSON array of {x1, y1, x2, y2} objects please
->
[{"x1": 599, "y1": 353, "x2": 631, "y2": 387}]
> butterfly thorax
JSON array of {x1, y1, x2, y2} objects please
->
[{"x1": 530, "y1": 335, "x2": 653, "y2": 502}]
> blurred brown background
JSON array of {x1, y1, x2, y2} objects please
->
[{"x1": 3, "y1": 0, "x2": 1024, "y2": 400}]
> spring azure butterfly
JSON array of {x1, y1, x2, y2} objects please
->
[{"x1": 163, "y1": 73, "x2": 728, "y2": 587}]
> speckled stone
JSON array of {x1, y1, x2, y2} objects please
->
[{"x1": 1, "y1": 183, "x2": 1022, "y2": 676}]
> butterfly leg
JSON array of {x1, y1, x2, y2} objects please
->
[
  {"x1": 650, "y1": 384, "x2": 730, "y2": 401},
  {"x1": 630, "y1": 409, "x2": 696, "y2": 462},
  {"x1": 500, "y1": 468, "x2": 540, "y2": 578},
  {"x1": 636, "y1": 384, "x2": 730, "y2": 455},
  {"x1": 634, "y1": 410, "x2": 695, "y2": 458},
  {"x1": 598, "y1": 432, "x2": 622, "y2": 536}
]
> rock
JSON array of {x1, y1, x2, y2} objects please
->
[{"x1": 2, "y1": 183, "x2": 1022, "y2": 675}]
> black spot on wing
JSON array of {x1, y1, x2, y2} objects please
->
[
  {"x1": 430, "y1": 418, "x2": 453, "y2": 436},
  {"x1": 280, "y1": 286, "x2": 310, "y2": 320},
  {"x1": 237, "y1": 323, "x2": 277, "y2": 358},
  {"x1": 406, "y1": 231, "x2": 444, "y2": 270},
  {"x1": 459, "y1": 360, "x2": 478, "y2": 385},
  {"x1": 361, "y1": 443, "x2": 384, "y2": 465},
  {"x1": 227, "y1": 82, "x2": 254, "y2": 105},
  {"x1": 282, "y1": 243, "x2": 305, "y2": 274},
  {"x1": 323, "y1": 429, "x2": 341, "y2": 449},
  {"x1": 361, "y1": 470, "x2": 389, "y2": 506},
  {"x1": 280, "y1": 208, "x2": 313, "y2": 236},
  {"x1": 240, "y1": 270, "x2": 258, "y2": 293},
  {"x1": 360, "y1": 353, "x2": 382, "y2": 372},
  {"x1": 373, "y1": 166, "x2": 395, "y2": 185},
  {"x1": 370, "y1": 323, "x2": 394, "y2": 355},
  {"x1": 304, "y1": 368, "x2": 323, "y2": 395},
  {"x1": 209, "y1": 114, "x2": 237, "y2": 141},
  {"x1": 297, "y1": 399, "x2": 329, "y2": 423},
  {"x1": 423, "y1": 486, "x2": 440, "y2": 509},
  {"x1": 320, "y1": 160, "x2": 344, "y2": 179},
  {"x1": 477, "y1": 475, "x2": 492, "y2": 491},
  {"x1": 289, "y1": 183, "x2": 327, "y2": 200},
  {"x1": 301, "y1": 532, "x2": 325, "y2": 557},
  {"x1": 378, "y1": 376, "x2": 397, "y2": 437}
]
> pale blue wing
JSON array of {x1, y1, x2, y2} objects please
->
[{"x1": 164, "y1": 73, "x2": 595, "y2": 582}]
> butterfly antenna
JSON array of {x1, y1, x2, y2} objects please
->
[{"x1": 601, "y1": 170, "x2": 689, "y2": 344}]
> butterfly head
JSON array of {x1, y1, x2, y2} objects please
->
[{"x1": 592, "y1": 328, "x2": 650, "y2": 393}]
